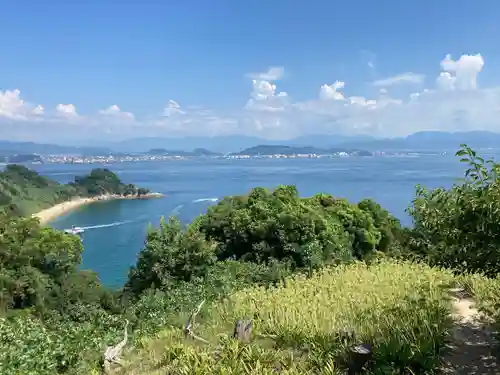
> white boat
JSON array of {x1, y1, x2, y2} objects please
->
[{"x1": 64, "y1": 225, "x2": 84, "y2": 235}]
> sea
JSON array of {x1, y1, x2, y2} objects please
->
[{"x1": 30, "y1": 154, "x2": 471, "y2": 288}]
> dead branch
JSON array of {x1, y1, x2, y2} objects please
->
[
  {"x1": 103, "y1": 319, "x2": 129, "y2": 373},
  {"x1": 184, "y1": 299, "x2": 210, "y2": 344}
]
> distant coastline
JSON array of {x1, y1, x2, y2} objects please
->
[{"x1": 34, "y1": 192, "x2": 164, "y2": 225}]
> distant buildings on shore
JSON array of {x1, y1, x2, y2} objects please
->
[{"x1": 39, "y1": 150, "x2": 440, "y2": 165}]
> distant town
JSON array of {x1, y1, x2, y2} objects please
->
[
  {"x1": 43, "y1": 151, "x2": 365, "y2": 164},
  {"x1": 2, "y1": 131, "x2": 499, "y2": 165},
  {"x1": 1, "y1": 131, "x2": 499, "y2": 166},
  {"x1": 1, "y1": 148, "x2": 443, "y2": 165}
]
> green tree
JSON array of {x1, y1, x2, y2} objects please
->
[
  {"x1": 125, "y1": 217, "x2": 217, "y2": 297},
  {"x1": 199, "y1": 186, "x2": 355, "y2": 268},
  {"x1": 0, "y1": 206, "x2": 127, "y2": 373},
  {"x1": 137, "y1": 187, "x2": 150, "y2": 196},
  {"x1": 407, "y1": 144, "x2": 500, "y2": 276},
  {"x1": 0, "y1": 212, "x2": 82, "y2": 311}
]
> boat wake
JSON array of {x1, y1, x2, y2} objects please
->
[
  {"x1": 192, "y1": 197, "x2": 219, "y2": 203},
  {"x1": 69, "y1": 197, "x2": 221, "y2": 232},
  {"x1": 171, "y1": 204, "x2": 184, "y2": 214},
  {"x1": 81, "y1": 220, "x2": 132, "y2": 230},
  {"x1": 170, "y1": 197, "x2": 219, "y2": 215}
]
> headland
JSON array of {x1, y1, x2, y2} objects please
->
[{"x1": 0, "y1": 163, "x2": 161, "y2": 222}]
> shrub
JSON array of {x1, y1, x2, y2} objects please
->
[
  {"x1": 0, "y1": 311, "x2": 127, "y2": 375},
  {"x1": 199, "y1": 186, "x2": 393, "y2": 269},
  {"x1": 408, "y1": 144, "x2": 500, "y2": 276},
  {"x1": 125, "y1": 217, "x2": 218, "y2": 297}
]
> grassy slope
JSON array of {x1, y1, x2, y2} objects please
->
[
  {"x1": 116, "y1": 260, "x2": 464, "y2": 374},
  {"x1": 0, "y1": 167, "x2": 76, "y2": 215}
]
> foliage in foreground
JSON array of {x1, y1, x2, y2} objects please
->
[
  {"x1": 407, "y1": 144, "x2": 500, "y2": 277},
  {"x1": 0, "y1": 209, "x2": 125, "y2": 374},
  {"x1": 4, "y1": 144, "x2": 500, "y2": 373},
  {"x1": 0, "y1": 311, "x2": 125, "y2": 375},
  {"x1": 119, "y1": 260, "x2": 455, "y2": 374}
]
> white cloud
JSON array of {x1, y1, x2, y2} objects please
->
[
  {"x1": 245, "y1": 78, "x2": 289, "y2": 112},
  {"x1": 251, "y1": 80, "x2": 276, "y2": 100},
  {"x1": 162, "y1": 100, "x2": 186, "y2": 117},
  {"x1": 0, "y1": 89, "x2": 43, "y2": 120},
  {"x1": 99, "y1": 104, "x2": 134, "y2": 120},
  {"x1": 372, "y1": 72, "x2": 425, "y2": 87},
  {"x1": 319, "y1": 81, "x2": 346, "y2": 101},
  {"x1": 56, "y1": 104, "x2": 78, "y2": 117},
  {"x1": 247, "y1": 66, "x2": 284, "y2": 81},
  {"x1": 1, "y1": 54, "x2": 499, "y2": 142},
  {"x1": 436, "y1": 72, "x2": 455, "y2": 91},
  {"x1": 33, "y1": 105, "x2": 44, "y2": 116},
  {"x1": 437, "y1": 53, "x2": 484, "y2": 90}
]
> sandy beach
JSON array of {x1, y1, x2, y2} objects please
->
[{"x1": 33, "y1": 193, "x2": 164, "y2": 225}]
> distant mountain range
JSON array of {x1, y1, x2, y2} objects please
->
[
  {"x1": 336, "y1": 131, "x2": 500, "y2": 151},
  {"x1": 105, "y1": 131, "x2": 500, "y2": 153},
  {"x1": 2, "y1": 131, "x2": 500, "y2": 156},
  {"x1": 0, "y1": 141, "x2": 111, "y2": 156},
  {"x1": 109, "y1": 134, "x2": 375, "y2": 153}
]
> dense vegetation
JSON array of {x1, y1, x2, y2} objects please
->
[
  {"x1": 1, "y1": 145, "x2": 500, "y2": 374},
  {"x1": 0, "y1": 165, "x2": 150, "y2": 216}
]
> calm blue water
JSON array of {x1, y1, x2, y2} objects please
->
[{"x1": 32, "y1": 155, "x2": 467, "y2": 287}]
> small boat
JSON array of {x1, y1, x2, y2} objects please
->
[{"x1": 64, "y1": 225, "x2": 85, "y2": 235}]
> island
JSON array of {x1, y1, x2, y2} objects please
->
[
  {"x1": 0, "y1": 153, "x2": 43, "y2": 164},
  {"x1": 146, "y1": 147, "x2": 222, "y2": 157},
  {"x1": 229, "y1": 144, "x2": 373, "y2": 157},
  {"x1": 0, "y1": 164, "x2": 163, "y2": 223}
]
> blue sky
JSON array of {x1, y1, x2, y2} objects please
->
[{"x1": 1, "y1": 0, "x2": 499, "y2": 143}]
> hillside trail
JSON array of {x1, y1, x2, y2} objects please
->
[{"x1": 441, "y1": 288, "x2": 499, "y2": 374}]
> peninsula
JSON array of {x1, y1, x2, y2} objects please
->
[{"x1": 0, "y1": 164, "x2": 163, "y2": 223}]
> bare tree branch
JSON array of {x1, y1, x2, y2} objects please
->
[
  {"x1": 103, "y1": 319, "x2": 129, "y2": 373},
  {"x1": 184, "y1": 299, "x2": 210, "y2": 344}
]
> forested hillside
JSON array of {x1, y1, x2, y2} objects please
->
[
  {"x1": 0, "y1": 165, "x2": 149, "y2": 215},
  {"x1": 1, "y1": 145, "x2": 500, "y2": 374}
]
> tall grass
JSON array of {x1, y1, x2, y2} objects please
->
[
  {"x1": 456, "y1": 273, "x2": 500, "y2": 327},
  {"x1": 118, "y1": 260, "x2": 456, "y2": 374}
]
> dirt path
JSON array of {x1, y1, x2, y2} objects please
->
[{"x1": 441, "y1": 288, "x2": 499, "y2": 374}]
